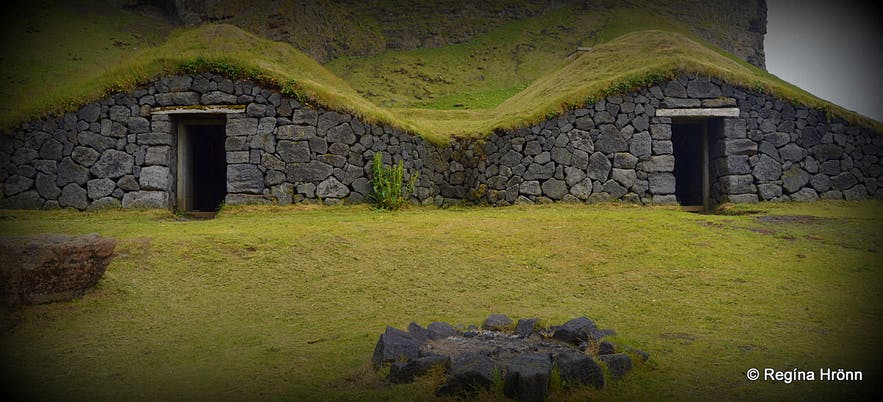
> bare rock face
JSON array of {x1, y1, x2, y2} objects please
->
[{"x1": 0, "y1": 234, "x2": 116, "y2": 305}]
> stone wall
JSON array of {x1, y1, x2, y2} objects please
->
[{"x1": 1, "y1": 73, "x2": 881, "y2": 211}]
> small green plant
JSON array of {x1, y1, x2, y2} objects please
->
[{"x1": 369, "y1": 152, "x2": 418, "y2": 210}]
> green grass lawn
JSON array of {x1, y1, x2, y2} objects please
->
[{"x1": 1, "y1": 201, "x2": 880, "y2": 400}]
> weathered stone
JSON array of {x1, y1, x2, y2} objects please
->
[
  {"x1": 650, "y1": 124, "x2": 671, "y2": 140},
  {"x1": 613, "y1": 153, "x2": 638, "y2": 169},
  {"x1": 542, "y1": 179, "x2": 568, "y2": 200},
  {"x1": 790, "y1": 187, "x2": 819, "y2": 202},
  {"x1": 91, "y1": 150, "x2": 134, "y2": 179},
  {"x1": 201, "y1": 91, "x2": 238, "y2": 104},
  {"x1": 78, "y1": 131, "x2": 116, "y2": 152},
  {"x1": 435, "y1": 353, "x2": 496, "y2": 397},
  {"x1": 327, "y1": 124, "x2": 357, "y2": 145},
  {"x1": 662, "y1": 97, "x2": 700, "y2": 108},
  {"x1": 4, "y1": 176, "x2": 33, "y2": 196},
  {"x1": 587, "y1": 152, "x2": 611, "y2": 181},
  {"x1": 720, "y1": 194, "x2": 759, "y2": 203},
  {"x1": 800, "y1": 127, "x2": 822, "y2": 148},
  {"x1": 810, "y1": 174, "x2": 832, "y2": 192},
  {"x1": 39, "y1": 139, "x2": 63, "y2": 160},
  {"x1": 139, "y1": 166, "x2": 172, "y2": 191},
  {"x1": 227, "y1": 118, "x2": 259, "y2": 137},
  {"x1": 427, "y1": 322, "x2": 458, "y2": 340},
  {"x1": 757, "y1": 183, "x2": 783, "y2": 200},
  {"x1": 720, "y1": 175, "x2": 755, "y2": 194},
  {"x1": 534, "y1": 152, "x2": 551, "y2": 164},
  {"x1": 520, "y1": 181, "x2": 542, "y2": 196},
  {"x1": 117, "y1": 175, "x2": 139, "y2": 191},
  {"x1": 77, "y1": 104, "x2": 101, "y2": 122},
  {"x1": 596, "y1": 126, "x2": 628, "y2": 153},
  {"x1": 764, "y1": 132, "x2": 790, "y2": 147},
  {"x1": 782, "y1": 166, "x2": 810, "y2": 193},
  {"x1": 843, "y1": 184, "x2": 868, "y2": 201},
  {"x1": 317, "y1": 177, "x2": 350, "y2": 198},
  {"x1": 551, "y1": 147, "x2": 572, "y2": 165},
  {"x1": 612, "y1": 169, "x2": 637, "y2": 188},
  {"x1": 35, "y1": 173, "x2": 61, "y2": 199},
  {"x1": 86, "y1": 178, "x2": 116, "y2": 200},
  {"x1": 277, "y1": 140, "x2": 311, "y2": 163},
  {"x1": 752, "y1": 154, "x2": 782, "y2": 182},
  {"x1": 121, "y1": 191, "x2": 169, "y2": 209},
  {"x1": 725, "y1": 139, "x2": 758, "y2": 156},
  {"x1": 645, "y1": 155, "x2": 675, "y2": 172},
  {"x1": 225, "y1": 194, "x2": 270, "y2": 206},
  {"x1": 1, "y1": 191, "x2": 42, "y2": 209},
  {"x1": 286, "y1": 161, "x2": 333, "y2": 182},
  {"x1": 598, "y1": 353, "x2": 633, "y2": 378},
  {"x1": 553, "y1": 317, "x2": 598, "y2": 345},
  {"x1": 372, "y1": 326, "x2": 421, "y2": 368},
  {"x1": 87, "y1": 197, "x2": 121, "y2": 211},
  {"x1": 811, "y1": 144, "x2": 843, "y2": 161},
  {"x1": 127, "y1": 117, "x2": 150, "y2": 133},
  {"x1": 481, "y1": 314, "x2": 514, "y2": 331},
  {"x1": 630, "y1": 132, "x2": 652, "y2": 159},
  {"x1": 137, "y1": 132, "x2": 174, "y2": 146},
  {"x1": 0, "y1": 234, "x2": 115, "y2": 305},
  {"x1": 227, "y1": 164, "x2": 264, "y2": 194},
  {"x1": 59, "y1": 183, "x2": 88, "y2": 210},
  {"x1": 389, "y1": 355, "x2": 451, "y2": 384},
  {"x1": 144, "y1": 146, "x2": 171, "y2": 166},
  {"x1": 779, "y1": 143, "x2": 806, "y2": 162},
  {"x1": 555, "y1": 352, "x2": 604, "y2": 389},
  {"x1": 649, "y1": 173, "x2": 676, "y2": 194},
  {"x1": 501, "y1": 150, "x2": 523, "y2": 167},
  {"x1": 503, "y1": 354, "x2": 552, "y2": 402},
  {"x1": 523, "y1": 163, "x2": 554, "y2": 181},
  {"x1": 831, "y1": 172, "x2": 858, "y2": 191},
  {"x1": 516, "y1": 318, "x2": 540, "y2": 338}
]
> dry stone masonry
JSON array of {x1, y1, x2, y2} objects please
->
[{"x1": 1, "y1": 73, "x2": 881, "y2": 210}]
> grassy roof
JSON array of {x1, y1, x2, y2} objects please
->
[{"x1": 2, "y1": 22, "x2": 880, "y2": 145}]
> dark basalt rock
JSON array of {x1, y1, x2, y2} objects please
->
[
  {"x1": 598, "y1": 353, "x2": 633, "y2": 378},
  {"x1": 373, "y1": 315, "x2": 644, "y2": 400},
  {"x1": 371, "y1": 326, "x2": 422, "y2": 368},
  {"x1": 389, "y1": 354, "x2": 450, "y2": 384},
  {"x1": 555, "y1": 351, "x2": 604, "y2": 389},
  {"x1": 504, "y1": 354, "x2": 552, "y2": 402},
  {"x1": 552, "y1": 317, "x2": 598, "y2": 344},
  {"x1": 427, "y1": 321, "x2": 458, "y2": 340},
  {"x1": 435, "y1": 353, "x2": 497, "y2": 397},
  {"x1": 482, "y1": 313, "x2": 514, "y2": 331}
]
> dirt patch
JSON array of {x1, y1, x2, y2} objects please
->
[{"x1": 755, "y1": 215, "x2": 828, "y2": 224}]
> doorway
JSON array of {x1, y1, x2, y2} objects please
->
[
  {"x1": 671, "y1": 121, "x2": 709, "y2": 210},
  {"x1": 177, "y1": 119, "x2": 226, "y2": 212}
]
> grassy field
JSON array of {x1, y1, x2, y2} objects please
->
[{"x1": 0, "y1": 201, "x2": 880, "y2": 400}]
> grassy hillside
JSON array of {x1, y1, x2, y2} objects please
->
[
  {"x1": 0, "y1": 0, "x2": 174, "y2": 120},
  {"x1": 1, "y1": 202, "x2": 881, "y2": 400},
  {"x1": 0, "y1": 3, "x2": 879, "y2": 144}
]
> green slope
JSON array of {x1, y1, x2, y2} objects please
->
[{"x1": 0, "y1": 6, "x2": 879, "y2": 144}]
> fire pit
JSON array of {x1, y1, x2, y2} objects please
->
[{"x1": 372, "y1": 314, "x2": 647, "y2": 401}]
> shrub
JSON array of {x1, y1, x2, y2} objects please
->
[{"x1": 369, "y1": 152, "x2": 418, "y2": 210}]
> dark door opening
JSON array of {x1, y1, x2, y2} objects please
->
[
  {"x1": 178, "y1": 121, "x2": 226, "y2": 212},
  {"x1": 671, "y1": 123, "x2": 706, "y2": 207}
]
